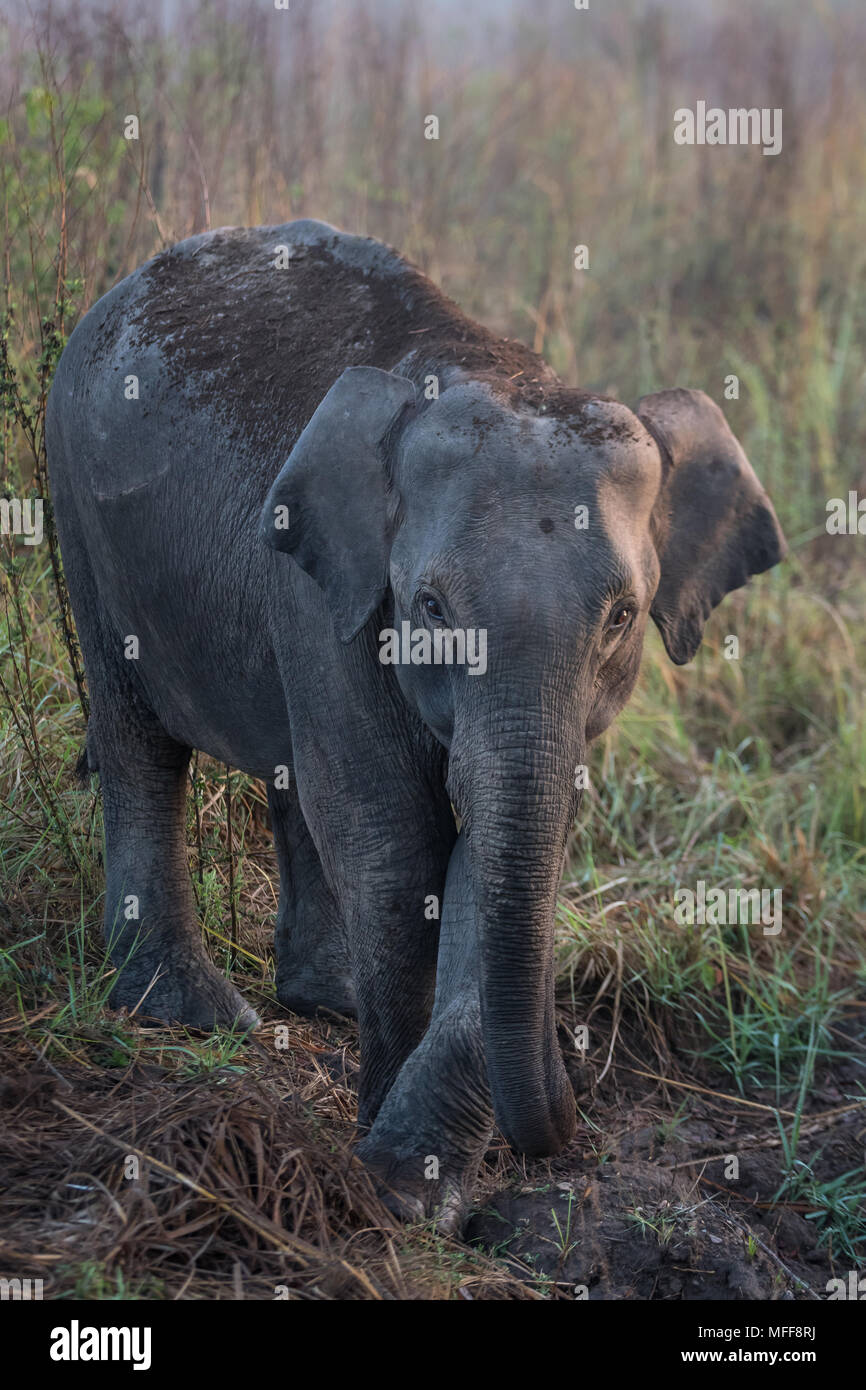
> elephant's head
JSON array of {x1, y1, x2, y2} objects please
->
[{"x1": 260, "y1": 365, "x2": 786, "y2": 1157}]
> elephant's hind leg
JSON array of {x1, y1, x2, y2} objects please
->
[
  {"x1": 95, "y1": 700, "x2": 258, "y2": 1029},
  {"x1": 268, "y1": 784, "x2": 357, "y2": 1020},
  {"x1": 63, "y1": 524, "x2": 257, "y2": 1030}
]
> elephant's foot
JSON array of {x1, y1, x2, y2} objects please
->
[
  {"x1": 276, "y1": 966, "x2": 358, "y2": 1021},
  {"x1": 109, "y1": 945, "x2": 260, "y2": 1031},
  {"x1": 355, "y1": 996, "x2": 494, "y2": 1234},
  {"x1": 355, "y1": 1131, "x2": 475, "y2": 1236}
]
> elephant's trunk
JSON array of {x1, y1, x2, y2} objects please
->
[{"x1": 450, "y1": 706, "x2": 580, "y2": 1157}]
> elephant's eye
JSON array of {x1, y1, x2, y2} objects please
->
[
  {"x1": 606, "y1": 601, "x2": 635, "y2": 634},
  {"x1": 420, "y1": 591, "x2": 447, "y2": 624}
]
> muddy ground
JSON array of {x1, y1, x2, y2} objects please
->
[{"x1": 1, "y1": 991, "x2": 862, "y2": 1301}]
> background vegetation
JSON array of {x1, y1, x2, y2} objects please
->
[{"x1": 1, "y1": 0, "x2": 864, "y2": 1298}]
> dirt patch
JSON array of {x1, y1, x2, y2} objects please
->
[
  {"x1": 467, "y1": 1160, "x2": 772, "y2": 1300},
  {"x1": 465, "y1": 1072, "x2": 864, "y2": 1302}
]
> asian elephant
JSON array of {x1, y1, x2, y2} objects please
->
[{"x1": 47, "y1": 220, "x2": 785, "y2": 1229}]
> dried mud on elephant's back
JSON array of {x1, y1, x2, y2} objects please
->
[{"x1": 126, "y1": 225, "x2": 594, "y2": 450}]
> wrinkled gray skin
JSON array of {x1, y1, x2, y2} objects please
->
[{"x1": 47, "y1": 220, "x2": 786, "y2": 1229}]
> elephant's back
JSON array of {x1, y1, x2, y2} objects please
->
[
  {"x1": 126, "y1": 220, "x2": 434, "y2": 442},
  {"x1": 48, "y1": 221, "x2": 464, "y2": 506}
]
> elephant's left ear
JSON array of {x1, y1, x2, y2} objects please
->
[{"x1": 636, "y1": 388, "x2": 787, "y2": 665}]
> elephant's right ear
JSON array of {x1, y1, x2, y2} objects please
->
[{"x1": 259, "y1": 366, "x2": 416, "y2": 641}]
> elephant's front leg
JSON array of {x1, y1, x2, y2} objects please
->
[
  {"x1": 268, "y1": 784, "x2": 357, "y2": 1020},
  {"x1": 349, "y1": 815, "x2": 456, "y2": 1128},
  {"x1": 294, "y1": 750, "x2": 456, "y2": 1127},
  {"x1": 356, "y1": 832, "x2": 496, "y2": 1232}
]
